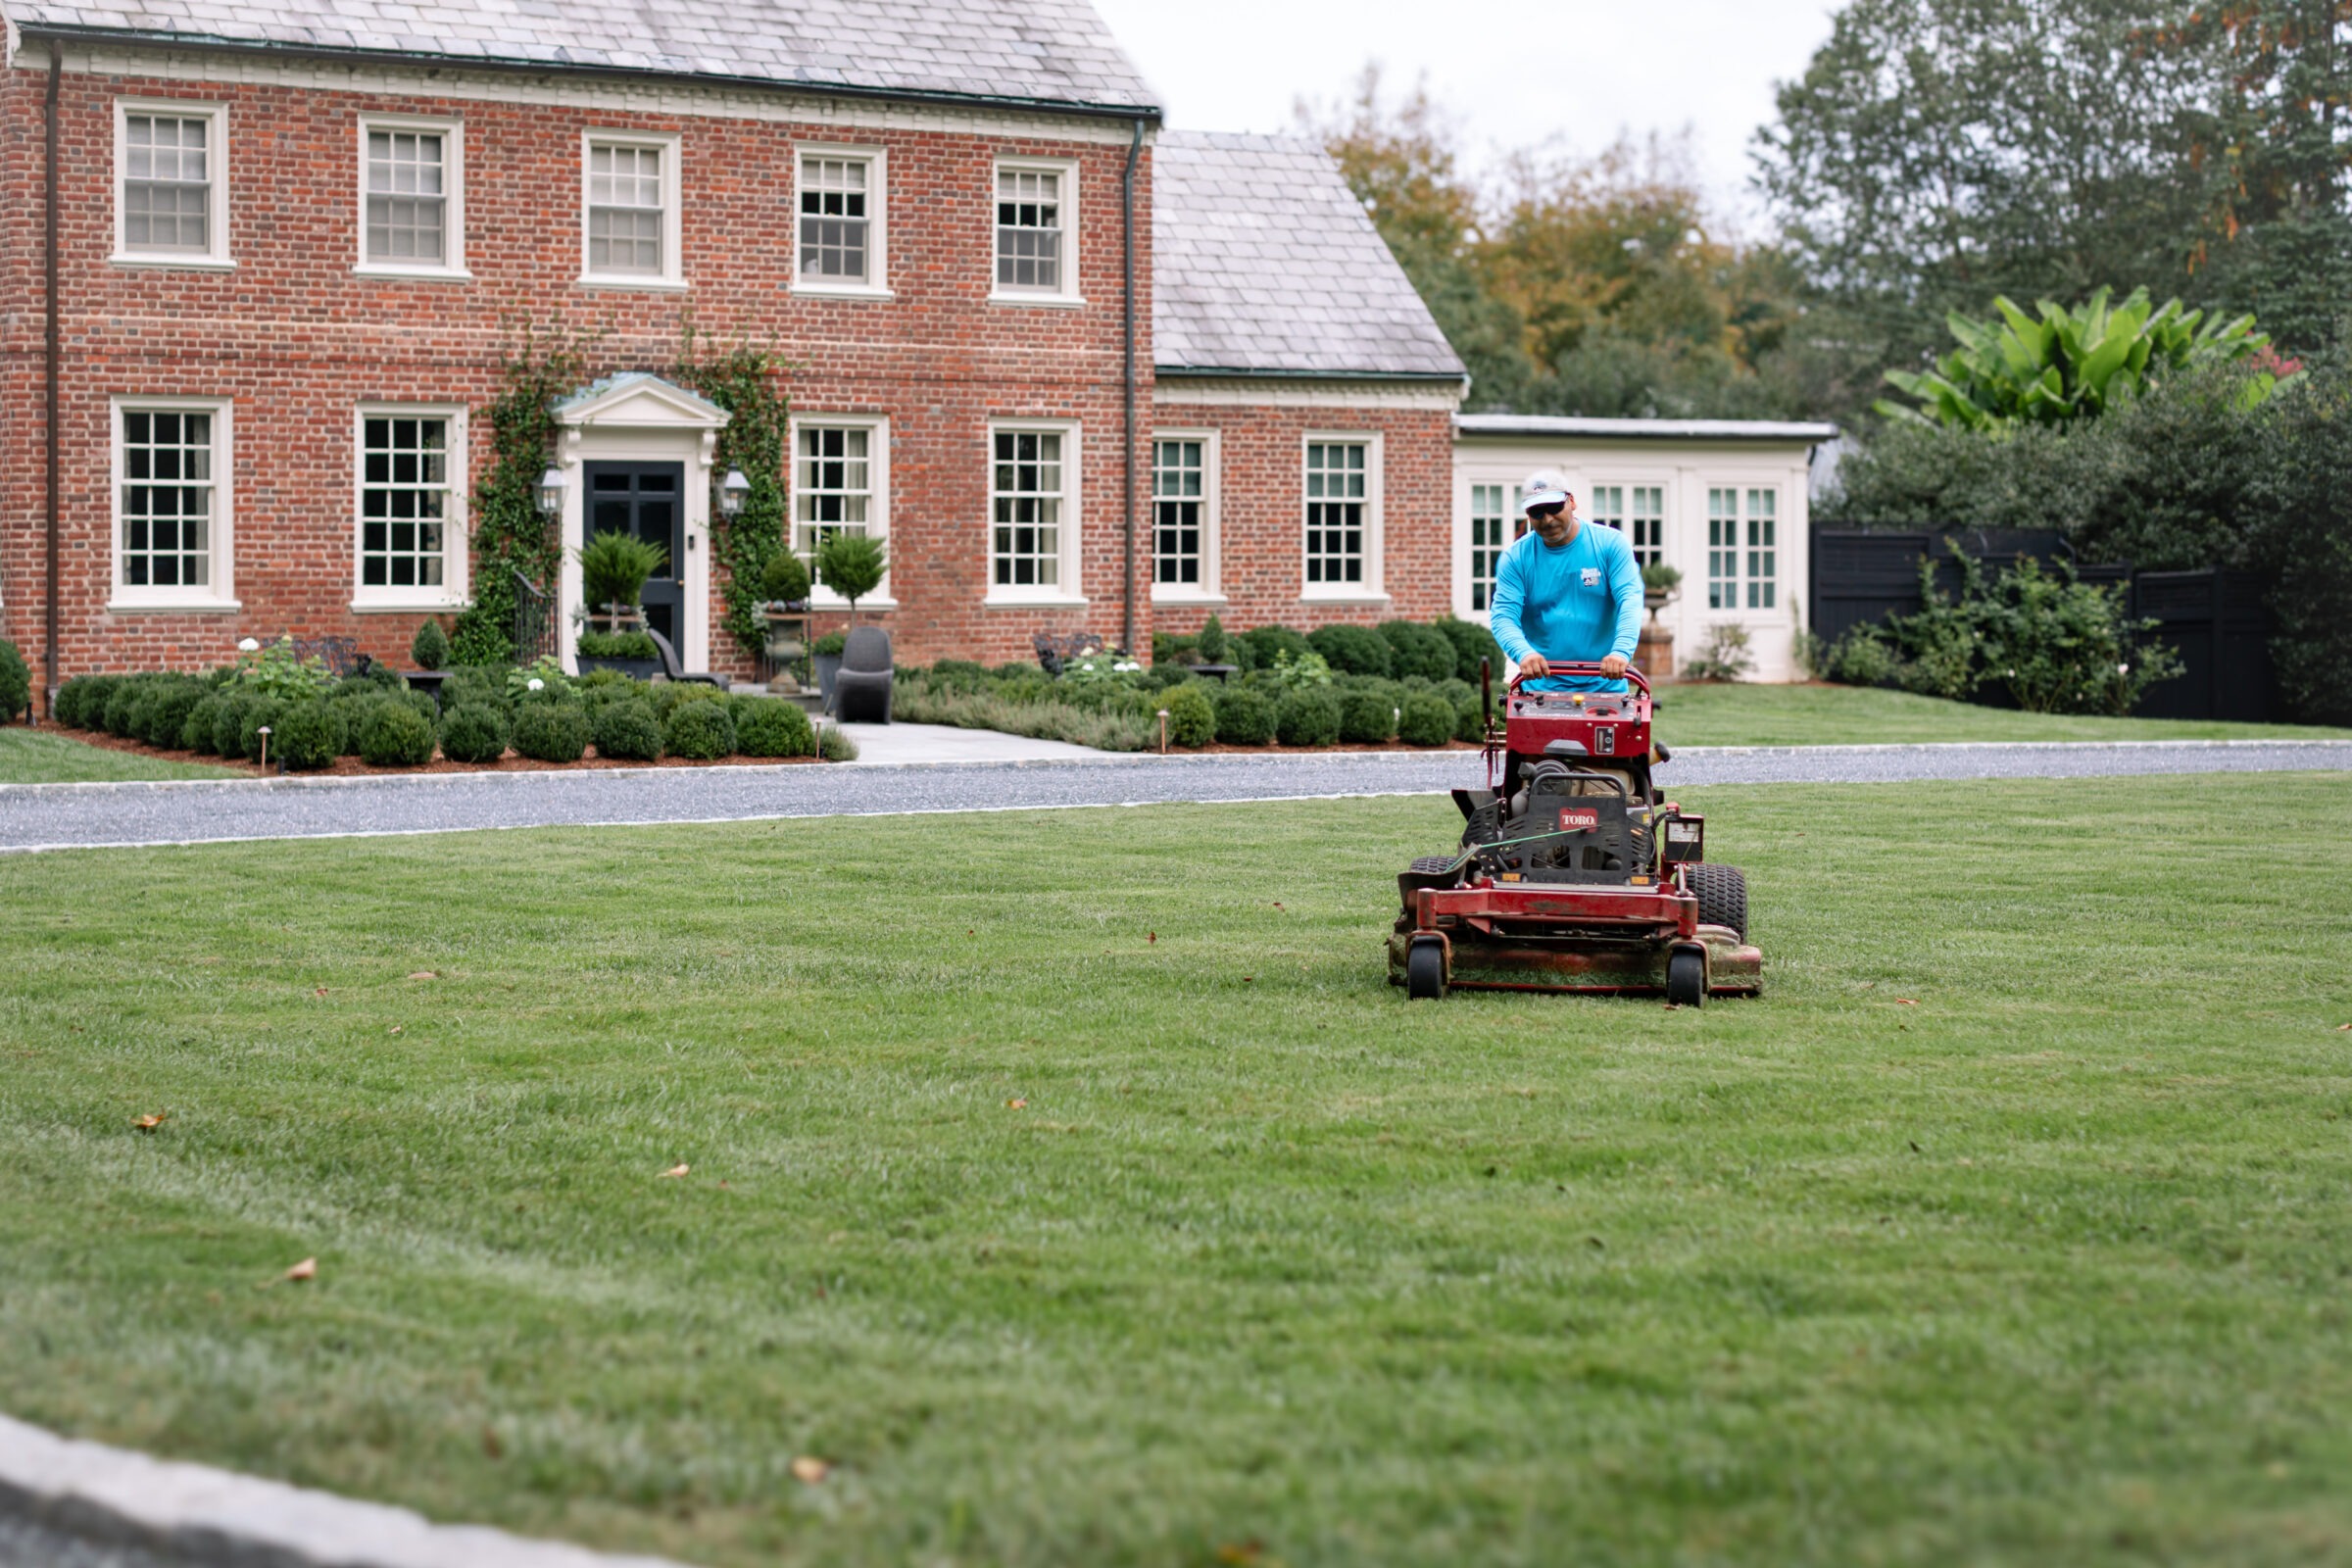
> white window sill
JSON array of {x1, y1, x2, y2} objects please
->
[
  {"x1": 351, "y1": 598, "x2": 468, "y2": 613},
  {"x1": 1150, "y1": 588, "x2": 1227, "y2": 606},
  {"x1": 1298, "y1": 589, "x2": 1390, "y2": 606},
  {"x1": 984, "y1": 592, "x2": 1089, "y2": 609},
  {"x1": 577, "y1": 274, "x2": 690, "y2": 293},
  {"x1": 110, "y1": 254, "x2": 236, "y2": 271},
  {"x1": 792, "y1": 281, "x2": 895, "y2": 301},
  {"x1": 107, "y1": 597, "x2": 241, "y2": 613},
  {"x1": 355, "y1": 264, "x2": 475, "y2": 282},
  {"x1": 988, "y1": 291, "x2": 1086, "y2": 309}
]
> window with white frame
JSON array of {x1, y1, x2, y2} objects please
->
[
  {"x1": 1152, "y1": 436, "x2": 1211, "y2": 591},
  {"x1": 1303, "y1": 440, "x2": 1370, "y2": 588},
  {"x1": 994, "y1": 161, "x2": 1074, "y2": 298},
  {"x1": 1468, "y1": 481, "x2": 1513, "y2": 612},
  {"x1": 116, "y1": 102, "x2": 230, "y2": 266},
  {"x1": 991, "y1": 426, "x2": 1076, "y2": 593},
  {"x1": 114, "y1": 400, "x2": 230, "y2": 605},
  {"x1": 356, "y1": 410, "x2": 463, "y2": 603},
  {"x1": 360, "y1": 119, "x2": 463, "y2": 273},
  {"x1": 793, "y1": 423, "x2": 879, "y2": 560},
  {"x1": 1590, "y1": 484, "x2": 1664, "y2": 567},
  {"x1": 1707, "y1": 486, "x2": 1778, "y2": 610},
  {"x1": 582, "y1": 134, "x2": 680, "y2": 285},
  {"x1": 796, "y1": 150, "x2": 884, "y2": 290}
]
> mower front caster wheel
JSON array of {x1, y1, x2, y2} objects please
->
[
  {"x1": 1666, "y1": 947, "x2": 1706, "y2": 1007},
  {"x1": 1405, "y1": 937, "x2": 1447, "y2": 1001}
]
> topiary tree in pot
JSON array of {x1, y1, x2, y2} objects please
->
[{"x1": 814, "y1": 532, "x2": 887, "y2": 625}]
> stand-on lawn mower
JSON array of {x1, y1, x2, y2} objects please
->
[{"x1": 1388, "y1": 661, "x2": 1760, "y2": 1006}]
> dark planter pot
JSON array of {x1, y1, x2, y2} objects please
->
[
  {"x1": 1191, "y1": 663, "x2": 1239, "y2": 683},
  {"x1": 401, "y1": 670, "x2": 448, "y2": 710},
  {"x1": 813, "y1": 654, "x2": 843, "y2": 700},
  {"x1": 579, "y1": 656, "x2": 661, "y2": 680}
]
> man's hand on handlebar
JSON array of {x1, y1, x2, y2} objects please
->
[
  {"x1": 1599, "y1": 653, "x2": 1629, "y2": 679},
  {"x1": 1516, "y1": 653, "x2": 1549, "y2": 679}
]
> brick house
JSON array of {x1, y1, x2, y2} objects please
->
[{"x1": 0, "y1": 0, "x2": 1468, "y2": 707}]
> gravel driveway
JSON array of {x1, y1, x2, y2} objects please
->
[{"x1": 1, "y1": 741, "x2": 2346, "y2": 854}]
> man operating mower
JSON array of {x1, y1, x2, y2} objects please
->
[{"x1": 1488, "y1": 468, "x2": 1644, "y2": 693}]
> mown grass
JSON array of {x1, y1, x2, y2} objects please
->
[
  {"x1": 1655, "y1": 680, "x2": 2351, "y2": 745},
  {"x1": 1, "y1": 777, "x2": 2349, "y2": 1566},
  {"x1": 0, "y1": 726, "x2": 235, "y2": 782}
]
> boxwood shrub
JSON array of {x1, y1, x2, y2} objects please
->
[
  {"x1": 1397, "y1": 691, "x2": 1457, "y2": 747},
  {"x1": 1277, "y1": 687, "x2": 1343, "y2": 747},
  {"x1": 592, "y1": 699, "x2": 663, "y2": 761},
  {"x1": 131, "y1": 679, "x2": 202, "y2": 747},
  {"x1": 512, "y1": 702, "x2": 589, "y2": 762},
  {"x1": 437, "y1": 704, "x2": 511, "y2": 764},
  {"x1": 662, "y1": 699, "x2": 736, "y2": 760},
  {"x1": 1337, "y1": 686, "x2": 1396, "y2": 745},
  {"x1": 272, "y1": 701, "x2": 344, "y2": 770},
  {"x1": 1237, "y1": 624, "x2": 1310, "y2": 673},
  {"x1": 358, "y1": 701, "x2": 436, "y2": 767},
  {"x1": 1163, "y1": 682, "x2": 1216, "y2": 748},
  {"x1": 654, "y1": 681, "x2": 727, "y2": 721},
  {"x1": 1435, "y1": 615, "x2": 1505, "y2": 685},
  {"x1": 102, "y1": 680, "x2": 147, "y2": 737},
  {"x1": 235, "y1": 697, "x2": 285, "y2": 763},
  {"x1": 0, "y1": 638, "x2": 28, "y2": 721},
  {"x1": 53, "y1": 675, "x2": 97, "y2": 728},
  {"x1": 1306, "y1": 623, "x2": 1394, "y2": 678},
  {"x1": 733, "y1": 697, "x2": 815, "y2": 758},
  {"x1": 1212, "y1": 684, "x2": 1276, "y2": 746},
  {"x1": 1377, "y1": 620, "x2": 1459, "y2": 683},
  {"x1": 180, "y1": 692, "x2": 228, "y2": 754}
]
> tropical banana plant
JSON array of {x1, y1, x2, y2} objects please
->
[{"x1": 1877, "y1": 286, "x2": 2288, "y2": 429}]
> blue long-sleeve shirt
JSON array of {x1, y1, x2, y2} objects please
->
[{"x1": 1488, "y1": 522, "x2": 1645, "y2": 693}]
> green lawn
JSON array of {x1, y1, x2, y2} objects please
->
[
  {"x1": 1653, "y1": 680, "x2": 2350, "y2": 746},
  {"x1": 0, "y1": 727, "x2": 236, "y2": 782},
  {"x1": 2, "y1": 778, "x2": 2349, "y2": 1566}
]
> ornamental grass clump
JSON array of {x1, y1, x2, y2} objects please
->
[
  {"x1": 271, "y1": 701, "x2": 344, "y2": 771},
  {"x1": 592, "y1": 699, "x2": 663, "y2": 762},
  {"x1": 662, "y1": 699, "x2": 736, "y2": 760},
  {"x1": 512, "y1": 703, "x2": 589, "y2": 763},
  {"x1": 437, "y1": 704, "x2": 512, "y2": 764},
  {"x1": 359, "y1": 702, "x2": 436, "y2": 767},
  {"x1": 1162, "y1": 683, "x2": 1216, "y2": 748},
  {"x1": 732, "y1": 697, "x2": 815, "y2": 758}
]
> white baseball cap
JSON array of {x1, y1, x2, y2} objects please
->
[{"x1": 1521, "y1": 469, "x2": 1572, "y2": 513}]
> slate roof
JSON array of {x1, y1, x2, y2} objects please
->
[
  {"x1": 1153, "y1": 130, "x2": 1464, "y2": 382},
  {"x1": 3, "y1": 0, "x2": 1158, "y2": 114}
]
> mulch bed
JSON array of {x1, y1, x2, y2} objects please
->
[
  {"x1": 1185, "y1": 739, "x2": 1478, "y2": 756},
  {"x1": 53, "y1": 730, "x2": 829, "y2": 777}
]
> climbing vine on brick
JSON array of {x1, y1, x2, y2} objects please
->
[
  {"x1": 449, "y1": 326, "x2": 589, "y2": 666},
  {"x1": 674, "y1": 324, "x2": 793, "y2": 663}
]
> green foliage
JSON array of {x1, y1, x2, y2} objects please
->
[
  {"x1": 1194, "y1": 613, "x2": 1229, "y2": 664},
  {"x1": 439, "y1": 667, "x2": 513, "y2": 717},
  {"x1": 1641, "y1": 562, "x2": 1683, "y2": 594},
  {"x1": 673, "y1": 328, "x2": 792, "y2": 663},
  {"x1": 1880, "y1": 287, "x2": 2283, "y2": 430},
  {"x1": 1432, "y1": 616, "x2": 1504, "y2": 685},
  {"x1": 577, "y1": 630, "x2": 660, "y2": 661},
  {"x1": 409, "y1": 619, "x2": 448, "y2": 672},
  {"x1": 1306, "y1": 623, "x2": 1394, "y2": 677},
  {"x1": 591, "y1": 699, "x2": 664, "y2": 762},
  {"x1": 180, "y1": 693, "x2": 227, "y2": 755},
  {"x1": 1375, "y1": 619, "x2": 1458, "y2": 682},
  {"x1": 1162, "y1": 683, "x2": 1217, "y2": 749},
  {"x1": 1397, "y1": 691, "x2": 1458, "y2": 747},
  {"x1": 436, "y1": 704, "x2": 512, "y2": 764},
  {"x1": 1261, "y1": 649, "x2": 1336, "y2": 692},
  {"x1": 577, "y1": 529, "x2": 667, "y2": 614},
  {"x1": 732, "y1": 697, "x2": 816, "y2": 758},
  {"x1": 0, "y1": 639, "x2": 27, "y2": 721},
  {"x1": 1237, "y1": 624, "x2": 1311, "y2": 671},
  {"x1": 359, "y1": 702, "x2": 436, "y2": 767},
  {"x1": 133, "y1": 680, "x2": 206, "y2": 749},
  {"x1": 234, "y1": 697, "x2": 284, "y2": 763},
  {"x1": 1336, "y1": 686, "x2": 1398, "y2": 744},
  {"x1": 1212, "y1": 685, "x2": 1278, "y2": 746},
  {"x1": 815, "y1": 721, "x2": 859, "y2": 760},
  {"x1": 101, "y1": 681, "x2": 144, "y2": 738},
  {"x1": 652, "y1": 681, "x2": 726, "y2": 721},
  {"x1": 2245, "y1": 368, "x2": 2352, "y2": 723},
  {"x1": 208, "y1": 693, "x2": 254, "y2": 759},
  {"x1": 271, "y1": 702, "x2": 344, "y2": 771},
  {"x1": 506, "y1": 656, "x2": 572, "y2": 707},
  {"x1": 52, "y1": 675, "x2": 104, "y2": 729},
  {"x1": 1816, "y1": 625, "x2": 1904, "y2": 689},
  {"x1": 450, "y1": 327, "x2": 586, "y2": 666},
  {"x1": 812, "y1": 630, "x2": 848, "y2": 658},
  {"x1": 1276, "y1": 687, "x2": 1344, "y2": 747},
  {"x1": 1683, "y1": 623, "x2": 1758, "y2": 683},
  {"x1": 814, "y1": 531, "x2": 888, "y2": 612},
  {"x1": 1980, "y1": 559, "x2": 2184, "y2": 713},
  {"x1": 229, "y1": 637, "x2": 332, "y2": 703},
  {"x1": 512, "y1": 702, "x2": 588, "y2": 763},
  {"x1": 760, "y1": 551, "x2": 811, "y2": 605},
  {"x1": 662, "y1": 699, "x2": 736, "y2": 760}
]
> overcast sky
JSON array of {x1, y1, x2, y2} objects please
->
[{"x1": 1089, "y1": 0, "x2": 1845, "y2": 231}]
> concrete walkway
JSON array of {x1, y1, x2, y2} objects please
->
[
  {"x1": 0, "y1": 739, "x2": 2346, "y2": 854},
  {"x1": 829, "y1": 718, "x2": 1103, "y2": 763}
]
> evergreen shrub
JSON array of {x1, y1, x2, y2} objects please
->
[
  {"x1": 0, "y1": 639, "x2": 27, "y2": 720},
  {"x1": 437, "y1": 705, "x2": 511, "y2": 764},
  {"x1": 1212, "y1": 684, "x2": 1277, "y2": 746},
  {"x1": 235, "y1": 697, "x2": 285, "y2": 763},
  {"x1": 512, "y1": 703, "x2": 589, "y2": 763},
  {"x1": 1377, "y1": 620, "x2": 1458, "y2": 682},
  {"x1": 654, "y1": 681, "x2": 726, "y2": 721},
  {"x1": 1337, "y1": 686, "x2": 1396, "y2": 744},
  {"x1": 1163, "y1": 683, "x2": 1216, "y2": 748},
  {"x1": 210, "y1": 694, "x2": 257, "y2": 759},
  {"x1": 1398, "y1": 692, "x2": 1457, "y2": 747},
  {"x1": 592, "y1": 699, "x2": 664, "y2": 761},
  {"x1": 136, "y1": 680, "x2": 207, "y2": 749},
  {"x1": 272, "y1": 701, "x2": 344, "y2": 770},
  {"x1": 1276, "y1": 687, "x2": 1342, "y2": 747},
  {"x1": 663, "y1": 699, "x2": 736, "y2": 760},
  {"x1": 1306, "y1": 623, "x2": 1394, "y2": 677},
  {"x1": 409, "y1": 619, "x2": 449, "y2": 670},
  {"x1": 1434, "y1": 616, "x2": 1505, "y2": 684},
  {"x1": 181, "y1": 693, "x2": 228, "y2": 754},
  {"x1": 1237, "y1": 624, "x2": 1311, "y2": 671},
  {"x1": 359, "y1": 701, "x2": 436, "y2": 767},
  {"x1": 103, "y1": 680, "x2": 146, "y2": 737},
  {"x1": 733, "y1": 697, "x2": 814, "y2": 758}
]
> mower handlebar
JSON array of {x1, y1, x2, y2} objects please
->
[{"x1": 1507, "y1": 662, "x2": 1650, "y2": 697}]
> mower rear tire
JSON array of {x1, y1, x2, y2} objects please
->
[
  {"x1": 1405, "y1": 937, "x2": 1447, "y2": 1001},
  {"x1": 1688, "y1": 862, "x2": 1748, "y2": 941},
  {"x1": 1666, "y1": 947, "x2": 1706, "y2": 1007},
  {"x1": 1408, "y1": 856, "x2": 1457, "y2": 876}
]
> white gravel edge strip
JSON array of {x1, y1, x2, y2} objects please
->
[
  {"x1": 0, "y1": 1413, "x2": 692, "y2": 1568},
  {"x1": 1, "y1": 737, "x2": 2348, "y2": 798}
]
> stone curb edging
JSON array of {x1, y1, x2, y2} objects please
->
[{"x1": 0, "y1": 1415, "x2": 693, "y2": 1568}]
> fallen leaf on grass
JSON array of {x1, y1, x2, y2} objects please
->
[
  {"x1": 1242, "y1": 976, "x2": 1254, "y2": 984},
  {"x1": 389, "y1": 1026, "x2": 404, "y2": 1036},
  {"x1": 660, "y1": 1163, "x2": 690, "y2": 1178},
  {"x1": 1895, "y1": 999, "x2": 1919, "y2": 1006},
  {"x1": 408, "y1": 971, "x2": 437, "y2": 981},
  {"x1": 790, "y1": 1456, "x2": 832, "y2": 1485},
  {"x1": 133, "y1": 1112, "x2": 168, "y2": 1132},
  {"x1": 1148, "y1": 932, "x2": 1156, "y2": 944},
  {"x1": 2337, "y1": 1023, "x2": 2351, "y2": 1032},
  {"x1": 255, "y1": 1256, "x2": 319, "y2": 1290},
  {"x1": 314, "y1": 987, "x2": 330, "y2": 999},
  {"x1": 1005, "y1": 1098, "x2": 1028, "y2": 1109}
]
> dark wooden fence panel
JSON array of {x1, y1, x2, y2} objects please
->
[{"x1": 1808, "y1": 526, "x2": 2276, "y2": 720}]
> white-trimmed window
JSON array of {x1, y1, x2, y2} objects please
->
[
  {"x1": 989, "y1": 422, "x2": 1082, "y2": 601},
  {"x1": 581, "y1": 132, "x2": 683, "y2": 287},
  {"x1": 992, "y1": 158, "x2": 1080, "y2": 304},
  {"x1": 1707, "y1": 486, "x2": 1778, "y2": 611},
  {"x1": 1591, "y1": 483, "x2": 1664, "y2": 567},
  {"x1": 114, "y1": 100, "x2": 231, "y2": 268},
  {"x1": 1302, "y1": 436, "x2": 1382, "y2": 597},
  {"x1": 112, "y1": 398, "x2": 234, "y2": 610},
  {"x1": 1468, "y1": 481, "x2": 1512, "y2": 613},
  {"x1": 793, "y1": 147, "x2": 888, "y2": 295},
  {"x1": 354, "y1": 407, "x2": 466, "y2": 609},
  {"x1": 1152, "y1": 432, "x2": 1219, "y2": 598},
  {"x1": 791, "y1": 416, "x2": 892, "y2": 605},
  {"x1": 358, "y1": 117, "x2": 466, "y2": 277}
]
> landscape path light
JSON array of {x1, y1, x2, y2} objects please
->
[{"x1": 536, "y1": 466, "x2": 565, "y2": 519}]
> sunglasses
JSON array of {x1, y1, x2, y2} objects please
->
[{"x1": 1526, "y1": 501, "x2": 1566, "y2": 519}]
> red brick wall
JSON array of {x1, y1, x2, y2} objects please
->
[
  {"x1": 0, "y1": 55, "x2": 1158, "y2": 693},
  {"x1": 1145, "y1": 399, "x2": 1456, "y2": 641}
]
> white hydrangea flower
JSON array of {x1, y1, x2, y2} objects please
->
[
  {"x1": 527, "y1": 677, "x2": 545, "y2": 691},
  {"x1": 237, "y1": 637, "x2": 261, "y2": 653},
  {"x1": 2117, "y1": 662, "x2": 2131, "y2": 675}
]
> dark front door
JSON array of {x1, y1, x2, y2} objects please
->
[{"x1": 585, "y1": 462, "x2": 684, "y2": 648}]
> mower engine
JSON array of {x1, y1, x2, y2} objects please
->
[{"x1": 1388, "y1": 662, "x2": 1761, "y2": 1005}]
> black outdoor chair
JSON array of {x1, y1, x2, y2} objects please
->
[
  {"x1": 832, "y1": 625, "x2": 894, "y2": 723},
  {"x1": 645, "y1": 628, "x2": 732, "y2": 690}
]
